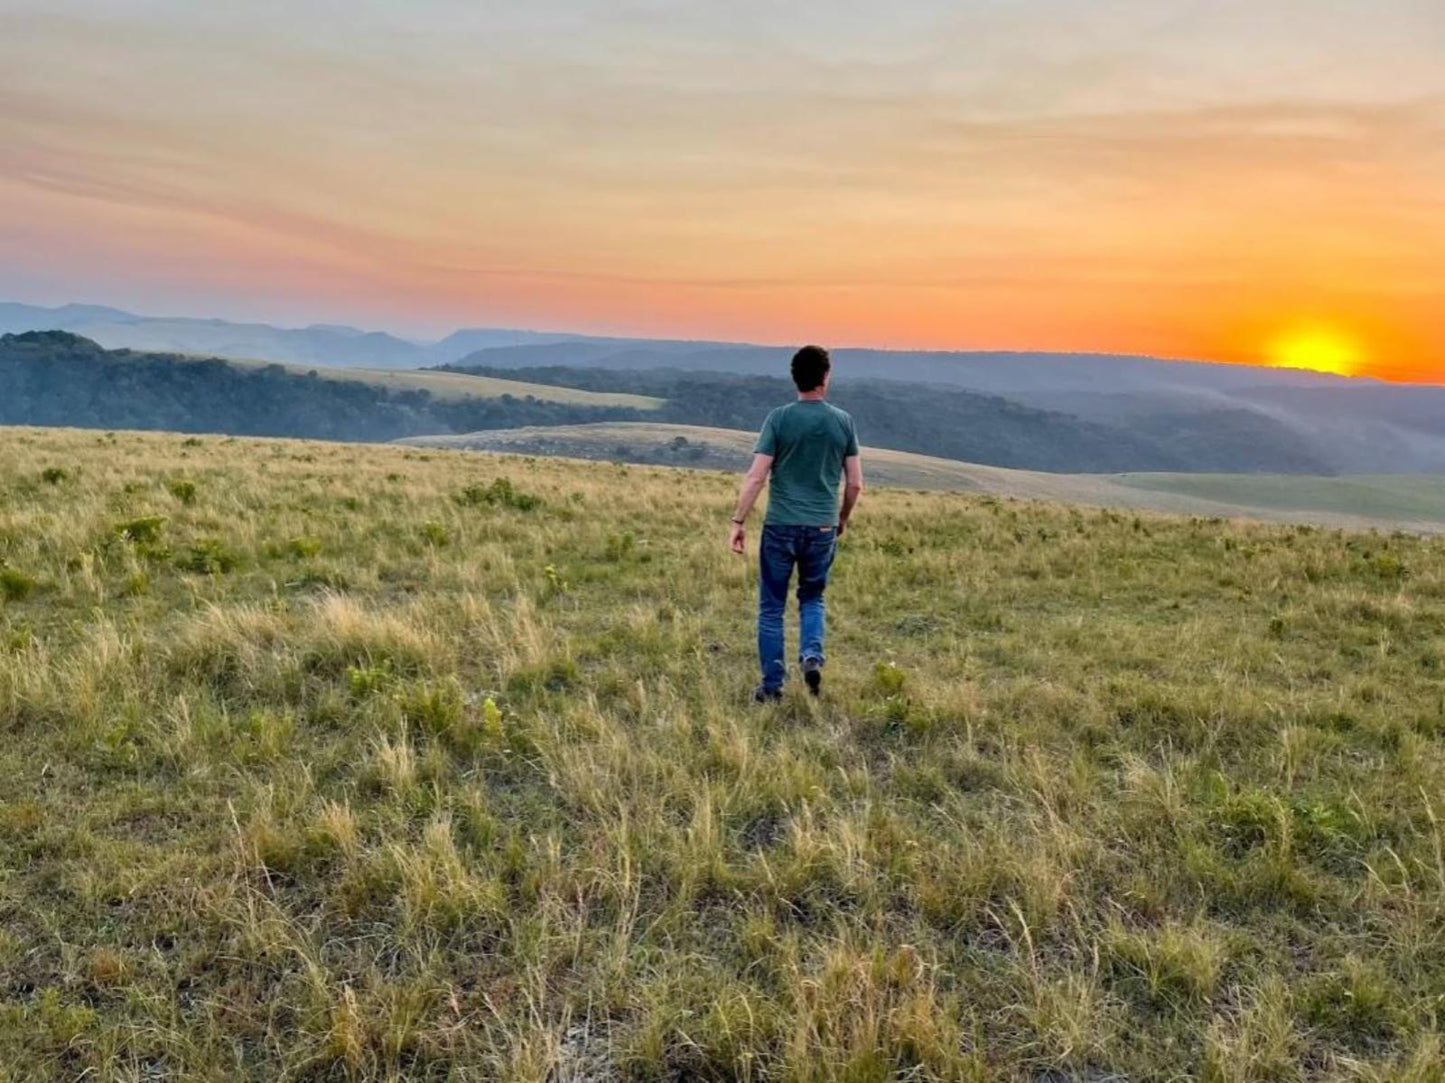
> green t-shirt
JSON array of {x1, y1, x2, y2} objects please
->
[{"x1": 754, "y1": 400, "x2": 860, "y2": 526}]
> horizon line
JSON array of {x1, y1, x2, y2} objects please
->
[{"x1": 7, "y1": 295, "x2": 1437, "y2": 388}]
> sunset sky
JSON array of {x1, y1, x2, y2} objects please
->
[{"x1": 2, "y1": 1, "x2": 1442, "y2": 381}]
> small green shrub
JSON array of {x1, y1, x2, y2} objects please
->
[
  {"x1": 543, "y1": 563, "x2": 568, "y2": 595},
  {"x1": 870, "y1": 661, "x2": 906, "y2": 696},
  {"x1": 113, "y1": 516, "x2": 167, "y2": 545},
  {"x1": 177, "y1": 539, "x2": 239, "y2": 575},
  {"x1": 455, "y1": 477, "x2": 541, "y2": 511},
  {"x1": 168, "y1": 479, "x2": 198, "y2": 505},
  {"x1": 40, "y1": 467, "x2": 68, "y2": 485},
  {"x1": 481, "y1": 697, "x2": 504, "y2": 740},
  {"x1": 394, "y1": 678, "x2": 465, "y2": 737},
  {"x1": 347, "y1": 660, "x2": 396, "y2": 698},
  {"x1": 1368, "y1": 553, "x2": 1407, "y2": 582},
  {"x1": 604, "y1": 532, "x2": 636, "y2": 561},
  {"x1": 284, "y1": 536, "x2": 323, "y2": 560},
  {"x1": 0, "y1": 567, "x2": 38, "y2": 602},
  {"x1": 420, "y1": 521, "x2": 450, "y2": 547}
]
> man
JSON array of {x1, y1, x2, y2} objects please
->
[{"x1": 729, "y1": 345, "x2": 863, "y2": 702}]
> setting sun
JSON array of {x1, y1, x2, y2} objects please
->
[{"x1": 1267, "y1": 325, "x2": 1366, "y2": 377}]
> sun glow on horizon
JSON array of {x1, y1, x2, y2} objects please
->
[
  {"x1": 1266, "y1": 325, "x2": 1367, "y2": 377},
  {"x1": 2, "y1": 3, "x2": 1442, "y2": 383}
]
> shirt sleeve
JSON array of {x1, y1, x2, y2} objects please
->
[
  {"x1": 754, "y1": 410, "x2": 778, "y2": 455},
  {"x1": 844, "y1": 416, "x2": 860, "y2": 456}
]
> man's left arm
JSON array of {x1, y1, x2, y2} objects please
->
[
  {"x1": 838, "y1": 454, "x2": 863, "y2": 534},
  {"x1": 729, "y1": 453, "x2": 773, "y2": 554},
  {"x1": 838, "y1": 416, "x2": 863, "y2": 534}
]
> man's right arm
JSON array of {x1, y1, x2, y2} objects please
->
[{"x1": 838, "y1": 454, "x2": 863, "y2": 534}]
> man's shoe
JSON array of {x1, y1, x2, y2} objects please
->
[
  {"x1": 752, "y1": 685, "x2": 783, "y2": 704},
  {"x1": 802, "y1": 658, "x2": 823, "y2": 696}
]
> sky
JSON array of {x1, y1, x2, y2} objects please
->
[{"x1": 1, "y1": 0, "x2": 1442, "y2": 381}]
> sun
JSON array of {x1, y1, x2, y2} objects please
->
[{"x1": 1266, "y1": 325, "x2": 1365, "y2": 377}]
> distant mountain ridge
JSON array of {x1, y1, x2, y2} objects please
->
[
  {"x1": 0, "y1": 299, "x2": 1380, "y2": 392},
  {"x1": 6, "y1": 299, "x2": 1445, "y2": 472},
  {"x1": 0, "y1": 303, "x2": 580, "y2": 370}
]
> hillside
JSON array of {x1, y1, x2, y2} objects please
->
[
  {"x1": 2, "y1": 328, "x2": 1337, "y2": 475},
  {"x1": 402, "y1": 422, "x2": 1445, "y2": 532},
  {"x1": 442, "y1": 365, "x2": 1334, "y2": 475},
  {"x1": 213, "y1": 355, "x2": 661, "y2": 410},
  {"x1": 2, "y1": 426, "x2": 1444, "y2": 1079},
  {"x1": 0, "y1": 332, "x2": 654, "y2": 442}
]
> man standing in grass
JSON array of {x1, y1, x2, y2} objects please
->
[{"x1": 729, "y1": 345, "x2": 864, "y2": 702}]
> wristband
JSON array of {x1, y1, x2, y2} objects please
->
[{"x1": 730, "y1": 517, "x2": 745, "y2": 525}]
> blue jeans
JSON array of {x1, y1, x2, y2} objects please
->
[{"x1": 758, "y1": 524, "x2": 837, "y2": 693}]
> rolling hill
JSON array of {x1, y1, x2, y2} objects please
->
[
  {"x1": 0, "y1": 332, "x2": 652, "y2": 442},
  {"x1": 439, "y1": 365, "x2": 1335, "y2": 475},
  {"x1": 401, "y1": 422, "x2": 1445, "y2": 532},
  {"x1": 207, "y1": 355, "x2": 662, "y2": 410}
]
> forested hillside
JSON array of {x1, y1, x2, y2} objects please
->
[{"x1": 0, "y1": 332, "x2": 638, "y2": 441}]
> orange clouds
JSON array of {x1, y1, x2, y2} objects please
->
[{"x1": 1, "y1": 3, "x2": 1442, "y2": 380}]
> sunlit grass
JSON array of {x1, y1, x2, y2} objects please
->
[{"x1": 1, "y1": 425, "x2": 1443, "y2": 1080}]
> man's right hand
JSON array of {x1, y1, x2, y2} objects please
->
[{"x1": 729, "y1": 522, "x2": 746, "y2": 554}]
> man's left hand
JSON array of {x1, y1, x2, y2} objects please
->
[{"x1": 729, "y1": 522, "x2": 746, "y2": 554}]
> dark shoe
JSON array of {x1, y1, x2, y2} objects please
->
[
  {"x1": 752, "y1": 685, "x2": 783, "y2": 704},
  {"x1": 802, "y1": 658, "x2": 823, "y2": 696}
]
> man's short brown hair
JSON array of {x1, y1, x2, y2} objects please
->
[{"x1": 791, "y1": 345, "x2": 831, "y2": 392}]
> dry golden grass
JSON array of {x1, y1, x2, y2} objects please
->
[{"x1": 1, "y1": 426, "x2": 1444, "y2": 1080}]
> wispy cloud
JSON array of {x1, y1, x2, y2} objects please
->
[{"x1": 1, "y1": 1, "x2": 1442, "y2": 374}]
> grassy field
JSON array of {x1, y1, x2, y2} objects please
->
[
  {"x1": 1115, "y1": 475, "x2": 1445, "y2": 527},
  {"x1": 404, "y1": 423, "x2": 1445, "y2": 533},
  {"x1": 198, "y1": 357, "x2": 665, "y2": 410},
  {"x1": 3, "y1": 425, "x2": 1445, "y2": 1081}
]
